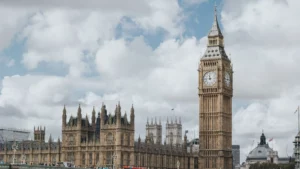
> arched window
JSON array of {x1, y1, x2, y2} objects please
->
[
  {"x1": 121, "y1": 134, "x2": 124, "y2": 145},
  {"x1": 106, "y1": 133, "x2": 113, "y2": 144},
  {"x1": 170, "y1": 132, "x2": 173, "y2": 145},
  {"x1": 127, "y1": 134, "x2": 130, "y2": 146}
]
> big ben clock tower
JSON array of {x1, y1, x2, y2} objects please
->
[{"x1": 198, "y1": 5, "x2": 233, "y2": 169}]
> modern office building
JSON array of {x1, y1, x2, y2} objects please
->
[
  {"x1": 232, "y1": 145, "x2": 240, "y2": 168},
  {"x1": 0, "y1": 128, "x2": 30, "y2": 143}
]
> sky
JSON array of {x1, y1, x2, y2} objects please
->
[{"x1": 0, "y1": 0, "x2": 299, "y2": 164}]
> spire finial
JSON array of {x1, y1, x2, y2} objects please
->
[
  {"x1": 207, "y1": 1, "x2": 223, "y2": 38},
  {"x1": 214, "y1": 1, "x2": 217, "y2": 15}
]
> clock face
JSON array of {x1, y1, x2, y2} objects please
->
[
  {"x1": 203, "y1": 71, "x2": 217, "y2": 86},
  {"x1": 224, "y1": 72, "x2": 231, "y2": 87}
]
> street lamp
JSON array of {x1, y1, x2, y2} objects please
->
[
  {"x1": 21, "y1": 154, "x2": 26, "y2": 164},
  {"x1": 112, "y1": 153, "x2": 117, "y2": 169},
  {"x1": 176, "y1": 160, "x2": 180, "y2": 169},
  {"x1": 12, "y1": 141, "x2": 18, "y2": 165}
]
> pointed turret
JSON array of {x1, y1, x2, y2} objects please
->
[
  {"x1": 92, "y1": 106, "x2": 96, "y2": 128},
  {"x1": 208, "y1": 5, "x2": 223, "y2": 38},
  {"x1": 260, "y1": 131, "x2": 266, "y2": 145},
  {"x1": 100, "y1": 103, "x2": 106, "y2": 126},
  {"x1": 202, "y1": 4, "x2": 228, "y2": 60},
  {"x1": 130, "y1": 104, "x2": 135, "y2": 123},
  {"x1": 124, "y1": 111, "x2": 128, "y2": 124},
  {"x1": 85, "y1": 114, "x2": 89, "y2": 126},
  {"x1": 116, "y1": 102, "x2": 121, "y2": 126},
  {"x1": 77, "y1": 104, "x2": 82, "y2": 119},
  {"x1": 48, "y1": 134, "x2": 52, "y2": 143},
  {"x1": 77, "y1": 104, "x2": 82, "y2": 128},
  {"x1": 62, "y1": 105, "x2": 67, "y2": 128}
]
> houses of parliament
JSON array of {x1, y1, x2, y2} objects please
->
[{"x1": 0, "y1": 6, "x2": 233, "y2": 169}]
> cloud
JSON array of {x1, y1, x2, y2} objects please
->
[
  {"x1": 0, "y1": 0, "x2": 152, "y2": 15},
  {"x1": 17, "y1": 0, "x2": 184, "y2": 77},
  {"x1": 0, "y1": 7, "x2": 33, "y2": 51},
  {"x1": 182, "y1": 0, "x2": 208, "y2": 5},
  {"x1": 222, "y1": 0, "x2": 300, "y2": 163},
  {"x1": 95, "y1": 36, "x2": 155, "y2": 78},
  {"x1": 0, "y1": 34, "x2": 205, "y2": 141}
]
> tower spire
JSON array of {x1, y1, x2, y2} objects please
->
[
  {"x1": 208, "y1": 3, "x2": 223, "y2": 38},
  {"x1": 202, "y1": 4, "x2": 228, "y2": 60}
]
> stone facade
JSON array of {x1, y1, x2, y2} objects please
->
[
  {"x1": 146, "y1": 118, "x2": 162, "y2": 145},
  {"x1": 165, "y1": 117, "x2": 182, "y2": 145},
  {"x1": 0, "y1": 137, "x2": 61, "y2": 165},
  {"x1": 198, "y1": 5, "x2": 233, "y2": 169},
  {"x1": 0, "y1": 103, "x2": 197, "y2": 169}
]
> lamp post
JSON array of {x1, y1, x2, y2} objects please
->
[
  {"x1": 12, "y1": 141, "x2": 18, "y2": 165},
  {"x1": 112, "y1": 153, "x2": 117, "y2": 169},
  {"x1": 21, "y1": 154, "x2": 26, "y2": 164},
  {"x1": 176, "y1": 160, "x2": 180, "y2": 169}
]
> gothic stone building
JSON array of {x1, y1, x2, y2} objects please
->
[
  {"x1": 0, "y1": 127, "x2": 61, "y2": 165},
  {"x1": 0, "y1": 6, "x2": 232, "y2": 169},
  {"x1": 0, "y1": 104, "x2": 198, "y2": 169}
]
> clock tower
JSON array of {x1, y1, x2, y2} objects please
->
[{"x1": 198, "y1": 6, "x2": 233, "y2": 169}]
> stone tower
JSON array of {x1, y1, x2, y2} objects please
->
[
  {"x1": 61, "y1": 104, "x2": 96, "y2": 166},
  {"x1": 146, "y1": 117, "x2": 162, "y2": 144},
  {"x1": 198, "y1": 5, "x2": 233, "y2": 169},
  {"x1": 165, "y1": 117, "x2": 182, "y2": 145},
  {"x1": 34, "y1": 126, "x2": 45, "y2": 142},
  {"x1": 99, "y1": 102, "x2": 135, "y2": 168}
]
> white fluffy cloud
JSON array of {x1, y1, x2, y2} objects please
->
[
  {"x1": 0, "y1": 34, "x2": 205, "y2": 140},
  {"x1": 17, "y1": 0, "x2": 184, "y2": 77},
  {"x1": 222, "y1": 0, "x2": 300, "y2": 163}
]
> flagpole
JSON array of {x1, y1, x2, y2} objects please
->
[{"x1": 298, "y1": 106, "x2": 300, "y2": 133}]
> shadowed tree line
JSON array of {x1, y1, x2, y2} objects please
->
[{"x1": 249, "y1": 162, "x2": 295, "y2": 169}]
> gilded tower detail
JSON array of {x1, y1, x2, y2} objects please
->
[{"x1": 198, "y1": 6, "x2": 233, "y2": 169}]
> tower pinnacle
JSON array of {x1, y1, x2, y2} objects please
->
[
  {"x1": 208, "y1": 3, "x2": 223, "y2": 38},
  {"x1": 201, "y1": 5, "x2": 228, "y2": 60}
]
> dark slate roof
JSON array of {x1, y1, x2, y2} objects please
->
[
  {"x1": 134, "y1": 141, "x2": 188, "y2": 156},
  {"x1": 67, "y1": 117, "x2": 91, "y2": 127}
]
